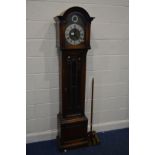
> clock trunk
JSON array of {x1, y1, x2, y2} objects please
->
[
  {"x1": 57, "y1": 50, "x2": 88, "y2": 150},
  {"x1": 61, "y1": 50, "x2": 87, "y2": 117}
]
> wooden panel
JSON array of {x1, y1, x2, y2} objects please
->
[
  {"x1": 61, "y1": 50, "x2": 87, "y2": 117},
  {"x1": 62, "y1": 123, "x2": 87, "y2": 141}
]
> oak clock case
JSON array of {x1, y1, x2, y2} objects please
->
[{"x1": 54, "y1": 7, "x2": 94, "y2": 150}]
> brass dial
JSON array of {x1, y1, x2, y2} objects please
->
[{"x1": 65, "y1": 24, "x2": 84, "y2": 45}]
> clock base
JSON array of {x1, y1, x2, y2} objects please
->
[
  {"x1": 57, "y1": 136, "x2": 88, "y2": 151},
  {"x1": 57, "y1": 113, "x2": 88, "y2": 150}
]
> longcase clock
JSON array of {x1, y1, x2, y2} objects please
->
[{"x1": 54, "y1": 6, "x2": 94, "y2": 150}]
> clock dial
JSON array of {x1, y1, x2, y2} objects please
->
[{"x1": 65, "y1": 24, "x2": 84, "y2": 45}]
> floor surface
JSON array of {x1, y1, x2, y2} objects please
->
[{"x1": 26, "y1": 128, "x2": 129, "y2": 155}]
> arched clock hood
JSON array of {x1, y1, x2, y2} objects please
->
[{"x1": 54, "y1": 6, "x2": 94, "y2": 50}]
